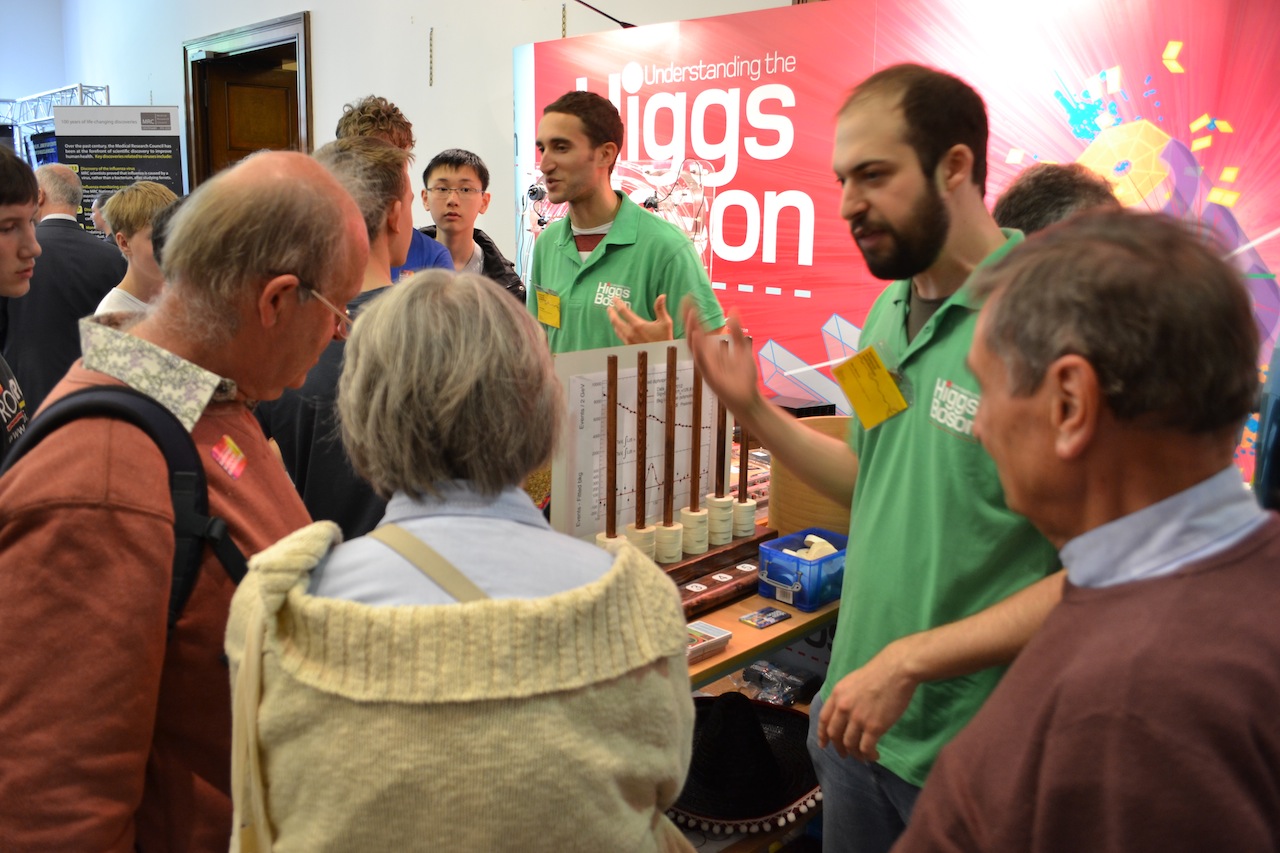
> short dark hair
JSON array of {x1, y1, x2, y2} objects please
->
[
  {"x1": 843, "y1": 64, "x2": 989, "y2": 195},
  {"x1": 424, "y1": 148, "x2": 490, "y2": 190},
  {"x1": 0, "y1": 147, "x2": 38, "y2": 207},
  {"x1": 543, "y1": 91, "x2": 624, "y2": 172},
  {"x1": 993, "y1": 163, "x2": 1120, "y2": 234},
  {"x1": 149, "y1": 196, "x2": 187, "y2": 268},
  {"x1": 974, "y1": 210, "x2": 1259, "y2": 435}
]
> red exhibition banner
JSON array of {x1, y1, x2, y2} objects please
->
[{"x1": 519, "y1": 0, "x2": 1280, "y2": 476}]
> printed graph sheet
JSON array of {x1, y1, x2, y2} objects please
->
[{"x1": 550, "y1": 340, "x2": 730, "y2": 541}]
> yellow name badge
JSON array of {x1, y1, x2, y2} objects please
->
[
  {"x1": 535, "y1": 290, "x2": 561, "y2": 329},
  {"x1": 833, "y1": 346, "x2": 909, "y2": 430}
]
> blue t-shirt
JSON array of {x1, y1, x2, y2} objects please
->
[{"x1": 391, "y1": 228, "x2": 453, "y2": 281}]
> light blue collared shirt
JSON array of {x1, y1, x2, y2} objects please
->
[
  {"x1": 1062, "y1": 467, "x2": 1267, "y2": 588},
  {"x1": 309, "y1": 481, "x2": 615, "y2": 605}
]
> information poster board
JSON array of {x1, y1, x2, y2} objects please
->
[
  {"x1": 551, "y1": 338, "x2": 732, "y2": 541},
  {"x1": 52, "y1": 106, "x2": 182, "y2": 233}
]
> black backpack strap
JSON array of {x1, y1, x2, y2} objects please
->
[{"x1": 1, "y1": 386, "x2": 248, "y2": 627}]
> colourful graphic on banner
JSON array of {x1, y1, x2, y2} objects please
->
[{"x1": 522, "y1": 0, "x2": 1280, "y2": 478}]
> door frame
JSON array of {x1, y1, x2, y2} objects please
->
[{"x1": 183, "y1": 12, "x2": 312, "y2": 189}]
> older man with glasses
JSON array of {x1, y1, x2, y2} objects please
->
[
  {"x1": 0, "y1": 149, "x2": 368, "y2": 853},
  {"x1": 419, "y1": 147, "x2": 526, "y2": 301}
]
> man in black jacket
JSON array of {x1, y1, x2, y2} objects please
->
[
  {"x1": 0, "y1": 163, "x2": 126, "y2": 411},
  {"x1": 420, "y1": 148, "x2": 525, "y2": 301}
]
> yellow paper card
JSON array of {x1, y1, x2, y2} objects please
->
[
  {"x1": 535, "y1": 290, "x2": 561, "y2": 329},
  {"x1": 833, "y1": 347, "x2": 909, "y2": 429}
]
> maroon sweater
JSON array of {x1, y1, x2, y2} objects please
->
[
  {"x1": 0, "y1": 365, "x2": 310, "y2": 853},
  {"x1": 895, "y1": 516, "x2": 1280, "y2": 853}
]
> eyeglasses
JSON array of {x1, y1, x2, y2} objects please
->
[
  {"x1": 299, "y1": 282, "x2": 353, "y2": 341},
  {"x1": 426, "y1": 186, "x2": 484, "y2": 197}
]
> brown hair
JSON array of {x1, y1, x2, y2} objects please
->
[
  {"x1": 843, "y1": 64, "x2": 989, "y2": 194},
  {"x1": 335, "y1": 95, "x2": 415, "y2": 151}
]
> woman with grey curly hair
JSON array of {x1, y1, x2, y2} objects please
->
[{"x1": 227, "y1": 269, "x2": 696, "y2": 852}]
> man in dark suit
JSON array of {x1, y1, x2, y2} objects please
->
[{"x1": 0, "y1": 163, "x2": 126, "y2": 411}]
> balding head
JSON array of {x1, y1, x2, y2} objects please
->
[
  {"x1": 35, "y1": 164, "x2": 83, "y2": 215},
  {"x1": 159, "y1": 151, "x2": 368, "y2": 343}
]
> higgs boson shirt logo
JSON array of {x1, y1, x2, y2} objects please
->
[
  {"x1": 593, "y1": 281, "x2": 631, "y2": 308},
  {"x1": 930, "y1": 377, "x2": 978, "y2": 439}
]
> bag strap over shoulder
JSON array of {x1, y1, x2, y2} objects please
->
[
  {"x1": 367, "y1": 523, "x2": 489, "y2": 603},
  {"x1": 0, "y1": 385, "x2": 249, "y2": 628}
]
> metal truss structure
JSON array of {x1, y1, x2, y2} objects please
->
[{"x1": 4, "y1": 84, "x2": 110, "y2": 161}]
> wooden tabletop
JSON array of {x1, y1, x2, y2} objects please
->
[{"x1": 687, "y1": 594, "x2": 839, "y2": 688}]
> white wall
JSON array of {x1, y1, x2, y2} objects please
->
[
  {"x1": 0, "y1": 1, "x2": 66, "y2": 101},
  {"x1": 41, "y1": 0, "x2": 785, "y2": 257}
]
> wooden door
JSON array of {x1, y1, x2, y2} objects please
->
[{"x1": 203, "y1": 51, "x2": 299, "y2": 177}]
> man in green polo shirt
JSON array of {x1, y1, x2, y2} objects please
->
[
  {"x1": 687, "y1": 64, "x2": 1062, "y2": 853},
  {"x1": 528, "y1": 90, "x2": 725, "y2": 353}
]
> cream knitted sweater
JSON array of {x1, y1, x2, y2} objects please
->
[{"x1": 226, "y1": 521, "x2": 696, "y2": 853}]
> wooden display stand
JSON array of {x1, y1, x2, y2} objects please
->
[{"x1": 687, "y1": 593, "x2": 839, "y2": 689}]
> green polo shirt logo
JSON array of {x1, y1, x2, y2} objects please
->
[
  {"x1": 929, "y1": 377, "x2": 979, "y2": 439},
  {"x1": 592, "y1": 281, "x2": 631, "y2": 308}
]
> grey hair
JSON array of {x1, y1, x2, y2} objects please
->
[
  {"x1": 35, "y1": 164, "x2": 83, "y2": 208},
  {"x1": 314, "y1": 136, "x2": 411, "y2": 243},
  {"x1": 338, "y1": 269, "x2": 563, "y2": 498},
  {"x1": 159, "y1": 153, "x2": 357, "y2": 345},
  {"x1": 993, "y1": 162, "x2": 1120, "y2": 235},
  {"x1": 973, "y1": 209, "x2": 1258, "y2": 435}
]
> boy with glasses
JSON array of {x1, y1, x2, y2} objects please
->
[{"x1": 421, "y1": 148, "x2": 525, "y2": 301}]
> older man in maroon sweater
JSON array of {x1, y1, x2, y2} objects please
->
[
  {"x1": 0, "y1": 152, "x2": 367, "y2": 852},
  {"x1": 894, "y1": 210, "x2": 1280, "y2": 852}
]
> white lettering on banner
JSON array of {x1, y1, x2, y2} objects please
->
[
  {"x1": 597, "y1": 58, "x2": 814, "y2": 267},
  {"x1": 744, "y1": 85, "x2": 795, "y2": 161},
  {"x1": 763, "y1": 190, "x2": 813, "y2": 265},
  {"x1": 713, "y1": 190, "x2": 758, "y2": 263},
  {"x1": 929, "y1": 377, "x2": 980, "y2": 438},
  {"x1": 712, "y1": 190, "x2": 814, "y2": 265}
]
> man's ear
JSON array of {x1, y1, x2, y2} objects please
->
[
  {"x1": 596, "y1": 142, "x2": 619, "y2": 172},
  {"x1": 257, "y1": 273, "x2": 301, "y2": 329},
  {"x1": 386, "y1": 199, "x2": 405, "y2": 236},
  {"x1": 421, "y1": 188, "x2": 431, "y2": 212},
  {"x1": 114, "y1": 230, "x2": 133, "y2": 257},
  {"x1": 937, "y1": 144, "x2": 974, "y2": 195},
  {"x1": 478, "y1": 191, "x2": 491, "y2": 216},
  {"x1": 1048, "y1": 354, "x2": 1099, "y2": 460}
]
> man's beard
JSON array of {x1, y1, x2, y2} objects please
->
[{"x1": 851, "y1": 182, "x2": 950, "y2": 281}]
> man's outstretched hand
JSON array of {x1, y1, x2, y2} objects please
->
[{"x1": 609, "y1": 294, "x2": 674, "y2": 344}]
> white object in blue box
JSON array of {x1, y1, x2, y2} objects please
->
[{"x1": 757, "y1": 527, "x2": 848, "y2": 611}]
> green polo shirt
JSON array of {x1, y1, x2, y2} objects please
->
[
  {"x1": 528, "y1": 193, "x2": 725, "y2": 353},
  {"x1": 824, "y1": 230, "x2": 1059, "y2": 787}
]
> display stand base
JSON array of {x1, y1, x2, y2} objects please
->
[{"x1": 662, "y1": 522, "x2": 777, "y2": 618}]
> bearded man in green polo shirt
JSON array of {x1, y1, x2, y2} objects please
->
[{"x1": 688, "y1": 64, "x2": 1062, "y2": 853}]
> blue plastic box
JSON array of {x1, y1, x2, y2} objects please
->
[{"x1": 757, "y1": 527, "x2": 847, "y2": 612}]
